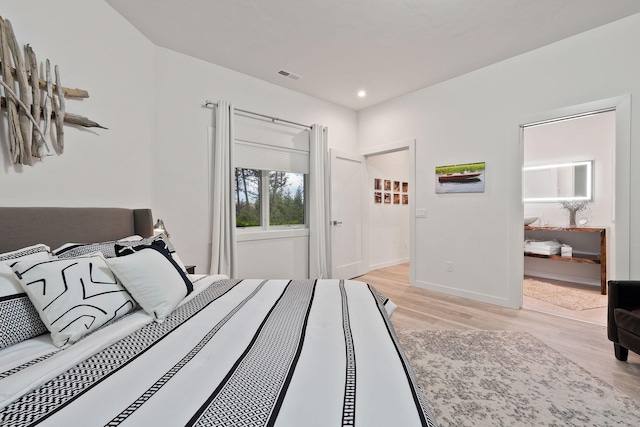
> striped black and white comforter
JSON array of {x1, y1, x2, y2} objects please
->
[{"x1": 0, "y1": 276, "x2": 438, "y2": 426}]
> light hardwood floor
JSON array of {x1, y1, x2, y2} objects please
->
[{"x1": 355, "y1": 263, "x2": 640, "y2": 402}]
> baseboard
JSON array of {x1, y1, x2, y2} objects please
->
[
  {"x1": 369, "y1": 258, "x2": 410, "y2": 271},
  {"x1": 412, "y1": 279, "x2": 515, "y2": 309}
]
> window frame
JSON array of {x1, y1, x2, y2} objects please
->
[{"x1": 235, "y1": 168, "x2": 308, "y2": 234}]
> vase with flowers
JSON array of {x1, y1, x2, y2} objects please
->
[{"x1": 560, "y1": 200, "x2": 589, "y2": 227}]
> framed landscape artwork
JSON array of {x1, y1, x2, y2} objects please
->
[{"x1": 435, "y1": 161, "x2": 485, "y2": 194}]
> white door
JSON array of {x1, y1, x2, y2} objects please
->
[{"x1": 329, "y1": 149, "x2": 368, "y2": 279}]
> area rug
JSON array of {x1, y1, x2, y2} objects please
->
[
  {"x1": 397, "y1": 329, "x2": 640, "y2": 427},
  {"x1": 523, "y1": 277, "x2": 607, "y2": 311}
]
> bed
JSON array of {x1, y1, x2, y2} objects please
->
[{"x1": 0, "y1": 207, "x2": 438, "y2": 426}]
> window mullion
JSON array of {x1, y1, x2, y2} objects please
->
[
  {"x1": 261, "y1": 170, "x2": 270, "y2": 229},
  {"x1": 303, "y1": 174, "x2": 308, "y2": 226}
]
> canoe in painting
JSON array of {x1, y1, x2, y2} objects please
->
[{"x1": 438, "y1": 172, "x2": 481, "y2": 182}]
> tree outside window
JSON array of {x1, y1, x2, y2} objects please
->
[
  {"x1": 235, "y1": 168, "x2": 305, "y2": 228},
  {"x1": 235, "y1": 168, "x2": 261, "y2": 227}
]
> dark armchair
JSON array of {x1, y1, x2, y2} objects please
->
[{"x1": 607, "y1": 280, "x2": 640, "y2": 361}]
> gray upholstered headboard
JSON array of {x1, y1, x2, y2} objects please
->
[{"x1": 0, "y1": 207, "x2": 154, "y2": 253}]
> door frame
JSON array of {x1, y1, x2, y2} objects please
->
[
  {"x1": 361, "y1": 139, "x2": 417, "y2": 283},
  {"x1": 514, "y1": 95, "x2": 631, "y2": 307}
]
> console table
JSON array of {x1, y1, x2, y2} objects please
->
[{"x1": 524, "y1": 226, "x2": 607, "y2": 294}]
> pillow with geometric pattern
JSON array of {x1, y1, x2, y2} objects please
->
[
  {"x1": 11, "y1": 254, "x2": 136, "y2": 348},
  {"x1": 54, "y1": 234, "x2": 187, "y2": 272},
  {"x1": 0, "y1": 244, "x2": 51, "y2": 349}
]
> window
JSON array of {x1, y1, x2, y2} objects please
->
[
  {"x1": 235, "y1": 168, "x2": 261, "y2": 227},
  {"x1": 233, "y1": 115, "x2": 310, "y2": 231},
  {"x1": 235, "y1": 168, "x2": 305, "y2": 228}
]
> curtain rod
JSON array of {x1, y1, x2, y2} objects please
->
[{"x1": 204, "y1": 100, "x2": 312, "y2": 130}]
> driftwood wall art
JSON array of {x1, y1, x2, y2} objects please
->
[{"x1": 0, "y1": 16, "x2": 107, "y2": 166}]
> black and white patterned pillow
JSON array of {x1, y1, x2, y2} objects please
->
[
  {"x1": 12, "y1": 254, "x2": 136, "y2": 348},
  {"x1": 54, "y1": 234, "x2": 187, "y2": 271},
  {"x1": 0, "y1": 244, "x2": 51, "y2": 263},
  {"x1": 126, "y1": 235, "x2": 188, "y2": 271},
  {"x1": 0, "y1": 296, "x2": 48, "y2": 348},
  {"x1": 0, "y1": 244, "x2": 51, "y2": 349},
  {"x1": 53, "y1": 241, "x2": 122, "y2": 259}
]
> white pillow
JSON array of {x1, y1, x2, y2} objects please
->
[
  {"x1": 0, "y1": 244, "x2": 51, "y2": 349},
  {"x1": 106, "y1": 243, "x2": 193, "y2": 323},
  {"x1": 11, "y1": 254, "x2": 136, "y2": 348},
  {"x1": 137, "y1": 234, "x2": 187, "y2": 272}
]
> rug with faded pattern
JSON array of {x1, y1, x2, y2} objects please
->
[
  {"x1": 397, "y1": 329, "x2": 640, "y2": 427},
  {"x1": 523, "y1": 277, "x2": 606, "y2": 311}
]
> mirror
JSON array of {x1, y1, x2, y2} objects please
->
[{"x1": 523, "y1": 160, "x2": 592, "y2": 202}]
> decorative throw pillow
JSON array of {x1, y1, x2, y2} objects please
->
[
  {"x1": 54, "y1": 234, "x2": 187, "y2": 271},
  {"x1": 106, "y1": 240, "x2": 193, "y2": 323},
  {"x1": 53, "y1": 239, "x2": 128, "y2": 259},
  {"x1": 143, "y1": 234, "x2": 187, "y2": 271},
  {"x1": 119, "y1": 234, "x2": 187, "y2": 272},
  {"x1": 0, "y1": 244, "x2": 51, "y2": 349},
  {"x1": 0, "y1": 244, "x2": 51, "y2": 264},
  {"x1": 12, "y1": 254, "x2": 136, "y2": 348}
]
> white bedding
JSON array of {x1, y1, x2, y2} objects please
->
[{"x1": 0, "y1": 275, "x2": 437, "y2": 426}]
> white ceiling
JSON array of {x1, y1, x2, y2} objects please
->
[{"x1": 105, "y1": 0, "x2": 640, "y2": 111}]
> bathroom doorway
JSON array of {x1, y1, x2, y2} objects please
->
[{"x1": 521, "y1": 110, "x2": 615, "y2": 325}]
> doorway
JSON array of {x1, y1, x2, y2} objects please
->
[
  {"x1": 330, "y1": 139, "x2": 416, "y2": 282},
  {"x1": 360, "y1": 139, "x2": 416, "y2": 283},
  {"x1": 520, "y1": 105, "x2": 625, "y2": 325},
  {"x1": 366, "y1": 150, "x2": 411, "y2": 272},
  {"x1": 330, "y1": 140, "x2": 416, "y2": 281}
]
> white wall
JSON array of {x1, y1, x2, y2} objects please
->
[
  {"x1": 0, "y1": 0, "x2": 155, "y2": 209},
  {"x1": 236, "y1": 232, "x2": 309, "y2": 279},
  {"x1": 357, "y1": 13, "x2": 640, "y2": 308},
  {"x1": 367, "y1": 150, "x2": 410, "y2": 269},
  {"x1": 151, "y1": 47, "x2": 357, "y2": 274},
  {"x1": 4, "y1": 2, "x2": 638, "y2": 306},
  {"x1": 1, "y1": 1, "x2": 358, "y2": 277}
]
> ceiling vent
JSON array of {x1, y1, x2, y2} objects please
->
[{"x1": 277, "y1": 69, "x2": 302, "y2": 81}]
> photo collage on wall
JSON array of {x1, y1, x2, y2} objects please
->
[{"x1": 374, "y1": 178, "x2": 408, "y2": 205}]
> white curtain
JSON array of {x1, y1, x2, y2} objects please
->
[
  {"x1": 209, "y1": 101, "x2": 237, "y2": 277},
  {"x1": 309, "y1": 125, "x2": 330, "y2": 278}
]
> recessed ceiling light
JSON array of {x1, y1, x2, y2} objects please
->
[{"x1": 357, "y1": 90, "x2": 367, "y2": 98}]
